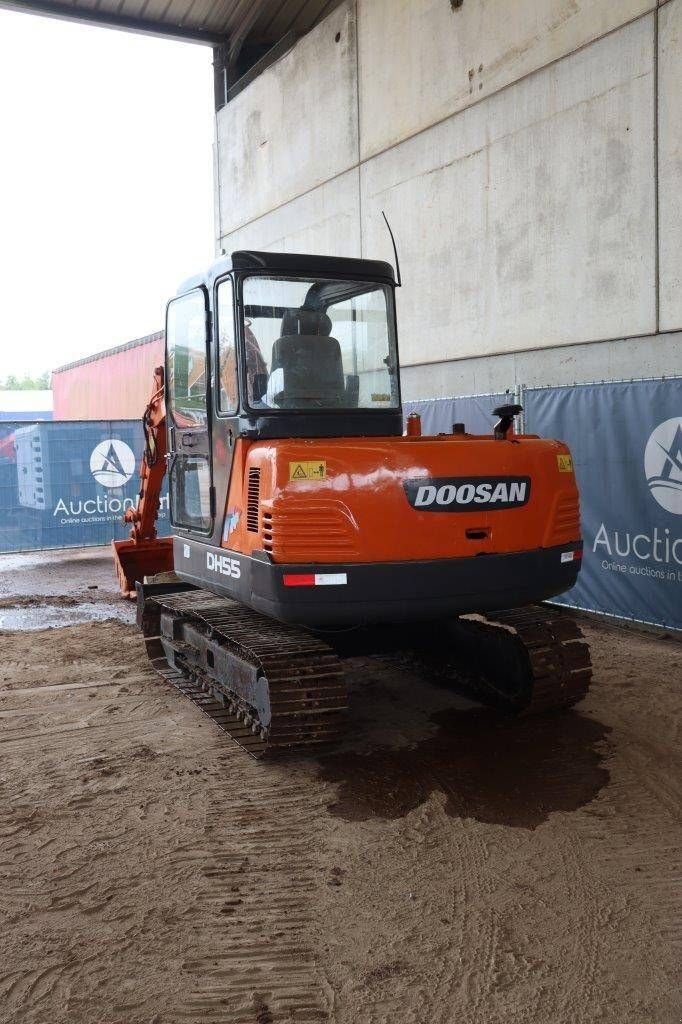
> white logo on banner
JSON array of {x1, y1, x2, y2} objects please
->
[
  {"x1": 90, "y1": 439, "x2": 136, "y2": 488},
  {"x1": 644, "y1": 417, "x2": 682, "y2": 516}
]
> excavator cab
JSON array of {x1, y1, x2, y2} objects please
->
[
  {"x1": 164, "y1": 251, "x2": 402, "y2": 558},
  {"x1": 113, "y1": 251, "x2": 400, "y2": 598}
]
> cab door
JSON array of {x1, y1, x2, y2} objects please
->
[{"x1": 165, "y1": 287, "x2": 214, "y2": 537}]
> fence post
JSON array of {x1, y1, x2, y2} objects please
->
[{"x1": 515, "y1": 383, "x2": 526, "y2": 434}]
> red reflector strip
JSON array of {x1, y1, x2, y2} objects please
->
[
  {"x1": 282, "y1": 572, "x2": 348, "y2": 587},
  {"x1": 561, "y1": 549, "x2": 583, "y2": 563},
  {"x1": 283, "y1": 574, "x2": 316, "y2": 587}
]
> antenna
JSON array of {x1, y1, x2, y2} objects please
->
[{"x1": 381, "y1": 210, "x2": 402, "y2": 287}]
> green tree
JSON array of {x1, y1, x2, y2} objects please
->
[{"x1": 1, "y1": 372, "x2": 52, "y2": 390}]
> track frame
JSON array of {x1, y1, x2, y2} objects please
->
[{"x1": 138, "y1": 583, "x2": 593, "y2": 757}]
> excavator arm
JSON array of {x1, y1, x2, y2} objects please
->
[{"x1": 112, "y1": 366, "x2": 174, "y2": 598}]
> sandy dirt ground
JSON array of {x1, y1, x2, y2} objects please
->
[{"x1": 0, "y1": 549, "x2": 680, "y2": 1024}]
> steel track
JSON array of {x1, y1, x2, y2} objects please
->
[
  {"x1": 140, "y1": 589, "x2": 348, "y2": 758},
  {"x1": 444, "y1": 605, "x2": 593, "y2": 714}
]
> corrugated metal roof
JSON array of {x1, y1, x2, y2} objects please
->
[
  {"x1": 52, "y1": 330, "x2": 164, "y2": 375},
  {"x1": 52, "y1": 334, "x2": 165, "y2": 418},
  {"x1": 0, "y1": 0, "x2": 344, "y2": 49}
]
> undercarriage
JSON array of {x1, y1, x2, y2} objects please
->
[{"x1": 139, "y1": 584, "x2": 592, "y2": 757}]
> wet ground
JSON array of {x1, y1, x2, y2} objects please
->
[
  {"x1": 0, "y1": 546, "x2": 680, "y2": 1024},
  {"x1": 320, "y1": 704, "x2": 611, "y2": 828},
  {"x1": 0, "y1": 547, "x2": 134, "y2": 628}
]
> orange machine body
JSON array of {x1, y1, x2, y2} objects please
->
[
  {"x1": 122, "y1": 251, "x2": 583, "y2": 623},
  {"x1": 220, "y1": 434, "x2": 580, "y2": 565}
]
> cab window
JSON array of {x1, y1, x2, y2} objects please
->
[
  {"x1": 216, "y1": 278, "x2": 239, "y2": 414},
  {"x1": 240, "y1": 276, "x2": 398, "y2": 411},
  {"x1": 169, "y1": 456, "x2": 212, "y2": 532},
  {"x1": 166, "y1": 289, "x2": 208, "y2": 428}
]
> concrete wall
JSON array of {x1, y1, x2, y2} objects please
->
[
  {"x1": 659, "y1": 0, "x2": 682, "y2": 332},
  {"x1": 216, "y1": 4, "x2": 358, "y2": 240},
  {"x1": 215, "y1": 0, "x2": 681, "y2": 398}
]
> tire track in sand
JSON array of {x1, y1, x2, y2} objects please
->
[
  {"x1": 1, "y1": 620, "x2": 332, "y2": 1024},
  {"x1": 174, "y1": 753, "x2": 330, "y2": 1023}
]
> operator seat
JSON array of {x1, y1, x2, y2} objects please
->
[{"x1": 269, "y1": 309, "x2": 345, "y2": 408}]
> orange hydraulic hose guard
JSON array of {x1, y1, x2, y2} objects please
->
[{"x1": 112, "y1": 366, "x2": 173, "y2": 598}]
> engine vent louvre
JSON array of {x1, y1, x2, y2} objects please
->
[
  {"x1": 262, "y1": 511, "x2": 273, "y2": 552},
  {"x1": 548, "y1": 495, "x2": 580, "y2": 545},
  {"x1": 262, "y1": 500, "x2": 359, "y2": 560},
  {"x1": 246, "y1": 467, "x2": 260, "y2": 533}
]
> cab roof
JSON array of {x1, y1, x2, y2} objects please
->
[{"x1": 177, "y1": 250, "x2": 396, "y2": 295}]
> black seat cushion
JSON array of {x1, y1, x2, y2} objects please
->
[{"x1": 270, "y1": 334, "x2": 345, "y2": 408}]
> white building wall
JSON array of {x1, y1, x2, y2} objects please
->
[
  {"x1": 362, "y1": 17, "x2": 656, "y2": 362},
  {"x1": 215, "y1": 3, "x2": 359, "y2": 241},
  {"x1": 219, "y1": 168, "x2": 362, "y2": 259},
  {"x1": 215, "y1": 0, "x2": 681, "y2": 397},
  {"x1": 659, "y1": 0, "x2": 682, "y2": 332},
  {"x1": 358, "y1": 0, "x2": 653, "y2": 160}
]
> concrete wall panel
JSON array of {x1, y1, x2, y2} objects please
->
[
  {"x1": 358, "y1": 0, "x2": 654, "y2": 160},
  {"x1": 215, "y1": 2, "x2": 357, "y2": 238},
  {"x1": 361, "y1": 16, "x2": 656, "y2": 366},
  {"x1": 400, "y1": 332, "x2": 682, "y2": 400},
  {"x1": 658, "y1": 0, "x2": 682, "y2": 331},
  {"x1": 219, "y1": 169, "x2": 361, "y2": 258}
]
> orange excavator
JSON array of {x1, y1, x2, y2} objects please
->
[{"x1": 113, "y1": 249, "x2": 591, "y2": 756}]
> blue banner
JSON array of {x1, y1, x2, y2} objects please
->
[
  {"x1": 4, "y1": 384, "x2": 680, "y2": 630},
  {"x1": 525, "y1": 380, "x2": 682, "y2": 630},
  {"x1": 404, "y1": 393, "x2": 508, "y2": 435},
  {"x1": 0, "y1": 420, "x2": 170, "y2": 553}
]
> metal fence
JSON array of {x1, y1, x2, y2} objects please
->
[
  {"x1": 0, "y1": 420, "x2": 169, "y2": 553},
  {"x1": 403, "y1": 390, "x2": 513, "y2": 434},
  {"x1": 3, "y1": 378, "x2": 680, "y2": 631}
]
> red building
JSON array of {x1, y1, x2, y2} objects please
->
[{"x1": 52, "y1": 332, "x2": 164, "y2": 420}]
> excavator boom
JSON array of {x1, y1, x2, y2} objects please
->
[{"x1": 112, "y1": 366, "x2": 173, "y2": 598}]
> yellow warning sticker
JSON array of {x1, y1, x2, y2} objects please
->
[
  {"x1": 557, "y1": 454, "x2": 574, "y2": 473},
  {"x1": 289, "y1": 460, "x2": 327, "y2": 481}
]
